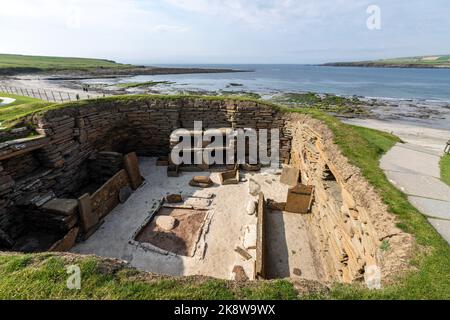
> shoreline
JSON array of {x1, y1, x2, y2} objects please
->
[
  {"x1": 1, "y1": 71, "x2": 450, "y2": 133},
  {"x1": 322, "y1": 63, "x2": 450, "y2": 69}
]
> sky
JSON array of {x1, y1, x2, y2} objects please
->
[{"x1": 0, "y1": 0, "x2": 449, "y2": 64}]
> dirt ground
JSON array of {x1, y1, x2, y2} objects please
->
[{"x1": 135, "y1": 207, "x2": 207, "y2": 257}]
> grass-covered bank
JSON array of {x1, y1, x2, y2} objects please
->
[
  {"x1": 290, "y1": 109, "x2": 450, "y2": 299},
  {"x1": 0, "y1": 95, "x2": 449, "y2": 300},
  {"x1": 0, "y1": 92, "x2": 53, "y2": 128},
  {"x1": 440, "y1": 154, "x2": 450, "y2": 187},
  {"x1": 0, "y1": 253, "x2": 299, "y2": 300}
]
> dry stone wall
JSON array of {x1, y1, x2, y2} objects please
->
[
  {"x1": 0, "y1": 97, "x2": 290, "y2": 249},
  {"x1": 284, "y1": 113, "x2": 413, "y2": 283},
  {"x1": 0, "y1": 96, "x2": 412, "y2": 284}
]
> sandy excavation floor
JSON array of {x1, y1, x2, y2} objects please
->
[{"x1": 72, "y1": 157, "x2": 319, "y2": 280}]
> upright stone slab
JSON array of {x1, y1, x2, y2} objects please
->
[
  {"x1": 78, "y1": 193, "x2": 98, "y2": 234},
  {"x1": 280, "y1": 165, "x2": 300, "y2": 186},
  {"x1": 255, "y1": 192, "x2": 266, "y2": 279},
  {"x1": 285, "y1": 184, "x2": 314, "y2": 214},
  {"x1": 124, "y1": 152, "x2": 143, "y2": 190},
  {"x1": 49, "y1": 227, "x2": 79, "y2": 252}
]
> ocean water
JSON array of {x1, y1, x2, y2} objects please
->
[{"x1": 111, "y1": 64, "x2": 450, "y2": 101}]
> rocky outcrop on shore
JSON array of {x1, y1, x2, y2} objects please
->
[{"x1": 0, "y1": 66, "x2": 250, "y2": 78}]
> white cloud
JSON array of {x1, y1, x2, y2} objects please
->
[
  {"x1": 164, "y1": 0, "x2": 369, "y2": 28},
  {"x1": 0, "y1": 0, "x2": 187, "y2": 34},
  {"x1": 152, "y1": 24, "x2": 189, "y2": 33}
]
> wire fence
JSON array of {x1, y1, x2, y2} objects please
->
[{"x1": 0, "y1": 85, "x2": 105, "y2": 103}]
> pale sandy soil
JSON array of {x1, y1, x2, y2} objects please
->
[{"x1": 72, "y1": 158, "x2": 319, "y2": 280}]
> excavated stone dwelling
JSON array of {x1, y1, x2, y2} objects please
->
[{"x1": 0, "y1": 96, "x2": 413, "y2": 284}]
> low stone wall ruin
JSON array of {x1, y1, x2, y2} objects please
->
[
  {"x1": 284, "y1": 113, "x2": 413, "y2": 283},
  {"x1": 0, "y1": 96, "x2": 413, "y2": 284},
  {"x1": 0, "y1": 97, "x2": 290, "y2": 251}
]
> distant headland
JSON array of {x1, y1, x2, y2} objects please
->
[{"x1": 323, "y1": 54, "x2": 450, "y2": 69}]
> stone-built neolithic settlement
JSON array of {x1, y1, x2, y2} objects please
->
[{"x1": 0, "y1": 96, "x2": 413, "y2": 286}]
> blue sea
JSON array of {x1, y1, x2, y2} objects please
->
[{"x1": 112, "y1": 64, "x2": 450, "y2": 101}]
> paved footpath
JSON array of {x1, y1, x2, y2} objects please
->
[
  {"x1": 381, "y1": 143, "x2": 450, "y2": 243},
  {"x1": 346, "y1": 119, "x2": 450, "y2": 244}
]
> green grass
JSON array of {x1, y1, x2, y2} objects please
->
[
  {"x1": 378, "y1": 55, "x2": 450, "y2": 65},
  {"x1": 0, "y1": 53, "x2": 131, "y2": 74},
  {"x1": 270, "y1": 92, "x2": 366, "y2": 115},
  {"x1": 0, "y1": 95, "x2": 449, "y2": 300},
  {"x1": 0, "y1": 253, "x2": 297, "y2": 300},
  {"x1": 116, "y1": 81, "x2": 174, "y2": 88},
  {"x1": 0, "y1": 92, "x2": 54, "y2": 128},
  {"x1": 329, "y1": 54, "x2": 450, "y2": 67},
  {"x1": 440, "y1": 154, "x2": 450, "y2": 187},
  {"x1": 0, "y1": 92, "x2": 42, "y2": 106}
]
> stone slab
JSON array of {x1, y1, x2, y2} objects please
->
[
  {"x1": 285, "y1": 184, "x2": 314, "y2": 214},
  {"x1": 41, "y1": 199, "x2": 78, "y2": 216},
  {"x1": 385, "y1": 171, "x2": 450, "y2": 202},
  {"x1": 427, "y1": 218, "x2": 450, "y2": 244},
  {"x1": 381, "y1": 144, "x2": 441, "y2": 178},
  {"x1": 408, "y1": 196, "x2": 450, "y2": 220},
  {"x1": 78, "y1": 193, "x2": 98, "y2": 233},
  {"x1": 49, "y1": 227, "x2": 79, "y2": 252},
  {"x1": 124, "y1": 152, "x2": 143, "y2": 190},
  {"x1": 280, "y1": 165, "x2": 300, "y2": 186}
]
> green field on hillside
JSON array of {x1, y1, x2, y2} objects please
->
[
  {"x1": 378, "y1": 55, "x2": 450, "y2": 65},
  {"x1": 0, "y1": 53, "x2": 131, "y2": 74},
  {"x1": 326, "y1": 54, "x2": 450, "y2": 68}
]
